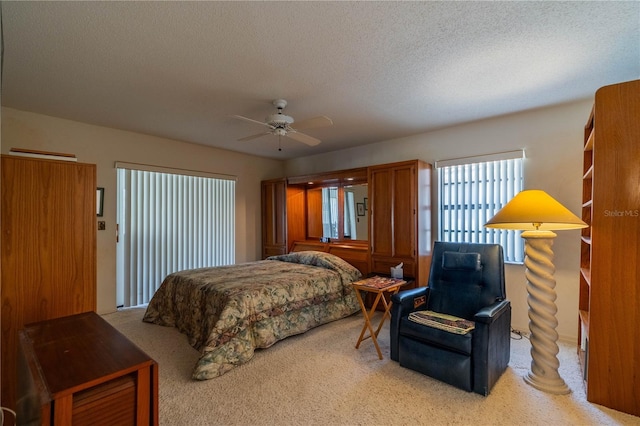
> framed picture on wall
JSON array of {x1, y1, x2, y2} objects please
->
[
  {"x1": 97, "y1": 187, "x2": 104, "y2": 217},
  {"x1": 357, "y1": 202, "x2": 365, "y2": 216},
  {"x1": 364, "y1": 197, "x2": 368, "y2": 210}
]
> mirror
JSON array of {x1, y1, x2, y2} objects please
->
[
  {"x1": 322, "y1": 187, "x2": 339, "y2": 239},
  {"x1": 344, "y1": 183, "x2": 368, "y2": 240},
  {"x1": 306, "y1": 184, "x2": 368, "y2": 241},
  {"x1": 295, "y1": 167, "x2": 368, "y2": 243}
]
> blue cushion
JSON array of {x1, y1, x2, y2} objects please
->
[{"x1": 442, "y1": 251, "x2": 481, "y2": 271}]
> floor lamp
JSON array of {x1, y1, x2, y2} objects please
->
[{"x1": 485, "y1": 190, "x2": 587, "y2": 395}]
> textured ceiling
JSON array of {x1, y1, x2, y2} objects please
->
[{"x1": 2, "y1": 1, "x2": 639, "y2": 160}]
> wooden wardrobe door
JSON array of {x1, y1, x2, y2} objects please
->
[
  {"x1": 369, "y1": 166, "x2": 393, "y2": 258},
  {"x1": 1, "y1": 155, "x2": 96, "y2": 410},
  {"x1": 370, "y1": 163, "x2": 416, "y2": 259},
  {"x1": 390, "y1": 163, "x2": 416, "y2": 259},
  {"x1": 369, "y1": 159, "x2": 431, "y2": 287},
  {"x1": 261, "y1": 178, "x2": 288, "y2": 258}
]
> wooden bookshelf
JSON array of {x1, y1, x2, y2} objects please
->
[{"x1": 577, "y1": 79, "x2": 640, "y2": 416}]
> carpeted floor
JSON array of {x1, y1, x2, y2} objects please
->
[{"x1": 103, "y1": 307, "x2": 640, "y2": 426}]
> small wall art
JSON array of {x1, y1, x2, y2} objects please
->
[{"x1": 97, "y1": 187, "x2": 104, "y2": 217}]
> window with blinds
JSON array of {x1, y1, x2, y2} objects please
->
[
  {"x1": 436, "y1": 151, "x2": 524, "y2": 263},
  {"x1": 116, "y1": 163, "x2": 236, "y2": 307}
]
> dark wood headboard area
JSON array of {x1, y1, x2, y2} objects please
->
[{"x1": 290, "y1": 240, "x2": 369, "y2": 277}]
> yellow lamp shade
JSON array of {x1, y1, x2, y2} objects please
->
[{"x1": 484, "y1": 190, "x2": 588, "y2": 231}]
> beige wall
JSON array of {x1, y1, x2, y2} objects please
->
[
  {"x1": 285, "y1": 98, "x2": 595, "y2": 341},
  {"x1": 2, "y1": 98, "x2": 595, "y2": 341},
  {"x1": 1, "y1": 107, "x2": 284, "y2": 314}
]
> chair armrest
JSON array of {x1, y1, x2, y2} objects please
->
[
  {"x1": 391, "y1": 287, "x2": 429, "y2": 315},
  {"x1": 389, "y1": 287, "x2": 429, "y2": 362},
  {"x1": 474, "y1": 299, "x2": 510, "y2": 325},
  {"x1": 472, "y1": 299, "x2": 511, "y2": 395}
]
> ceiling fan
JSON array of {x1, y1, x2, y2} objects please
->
[{"x1": 232, "y1": 99, "x2": 333, "y2": 148}]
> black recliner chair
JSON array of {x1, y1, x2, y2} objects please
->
[{"x1": 390, "y1": 242, "x2": 511, "y2": 395}]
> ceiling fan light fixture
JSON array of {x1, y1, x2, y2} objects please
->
[
  {"x1": 232, "y1": 98, "x2": 332, "y2": 147},
  {"x1": 266, "y1": 113, "x2": 294, "y2": 126}
]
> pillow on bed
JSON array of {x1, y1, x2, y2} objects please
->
[{"x1": 267, "y1": 251, "x2": 362, "y2": 282}]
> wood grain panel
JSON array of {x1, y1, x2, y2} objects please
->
[
  {"x1": 368, "y1": 160, "x2": 432, "y2": 287},
  {"x1": 305, "y1": 187, "x2": 323, "y2": 240},
  {"x1": 371, "y1": 258, "x2": 416, "y2": 279},
  {"x1": 328, "y1": 243, "x2": 369, "y2": 276},
  {"x1": 73, "y1": 375, "x2": 136, "y2": 426},
  {"x1": 290, "y1": 240, "x2": 328, "y2": 253},
  {"x1": 286, "y1": 185, "x2": 306, "y2": 249},
  {"x1": 261, "y1": 179, "x2": 287, "y2": 258},
  {"x1": 580, "y1": 79, "x2": 640, "y2": 416},
  {"x1": 289, "y1": 241, "x2": 369, "y2": 276},
  {"x1": 1, "y1": 155, "x2": 96, "y2": 410},
  {"x1": 391, "y1": 164, "x2": 416, "y2": 258},
  {"x1": 369, "y1": 167, "x2": 393, "y2": 257}
]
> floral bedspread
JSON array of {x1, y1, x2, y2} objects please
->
[{"x1": 142, "y1": 251, "x2": 361, "y2": 379}]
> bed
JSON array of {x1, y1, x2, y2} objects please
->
[{"x1": 142, "y1": 251, "x2": 362, "y2": 379}]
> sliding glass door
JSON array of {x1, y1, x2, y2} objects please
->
[{"x1": 116, "y1": 163, "x2": 235, "y2": 307}]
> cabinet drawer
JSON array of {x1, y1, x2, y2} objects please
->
[
  {"x1": 73, "y1": 374, "x2": 136, "y2": 426},
  {"x1": 371, "y1": 258, "x2": 415, "y2": 279}
]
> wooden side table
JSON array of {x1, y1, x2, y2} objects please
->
[
  {"x1": 353, "y1": 277, "x2": 406, "y2": 359},
  {"x1": 18, "y1": 311, "x2": 158, "y2": 425}
]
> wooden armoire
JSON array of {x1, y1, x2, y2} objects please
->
[
  {"x1": 261, "y1": 160, "x2": 432, "y2": 287},
  {"x1": 577, "y1": 79, "x2": 640, "y2": 416},
  {"x1": 1, "y1": 154, "x2": 97, "y2": 410}
]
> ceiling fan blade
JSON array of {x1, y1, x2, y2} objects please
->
[
  {"x1": 238, "y1": 131, "x2": 271, "y2": 142},
  {"x1": 231, "y1": 115, "x2": 270, "y2": 127},
  {"x1": 286, "y1": 130, "x2": 321, "y2": 146},
  {"x1": 291, "y1": 115, "x2": 333, "y2": 130}
]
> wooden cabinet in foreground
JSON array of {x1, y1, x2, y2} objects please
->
[
  {"x1": 577, "y1": 79, "x2": 640, "y2": 416},
  {"x1": 17, "y1": 312, "x2": 159, "y2": 425}
]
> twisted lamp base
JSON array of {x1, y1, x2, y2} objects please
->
[{"x1": 521, "y1": 230, "x2": 571, "y2": 395}]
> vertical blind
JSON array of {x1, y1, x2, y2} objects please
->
[
  {"x1": 116, "y1": 164, "x2": 235, "y2": 307},
  {"x1": 437, "y1": 151, "x2": 524, "y2": 263}
]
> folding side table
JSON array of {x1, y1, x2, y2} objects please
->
[{"x1": 352, "y1": 277, "x2": 406, "y2": 359}]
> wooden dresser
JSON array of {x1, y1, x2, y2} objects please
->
[{"x1": 17, "y1": 312, "x2": 158, "y2": 425}]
